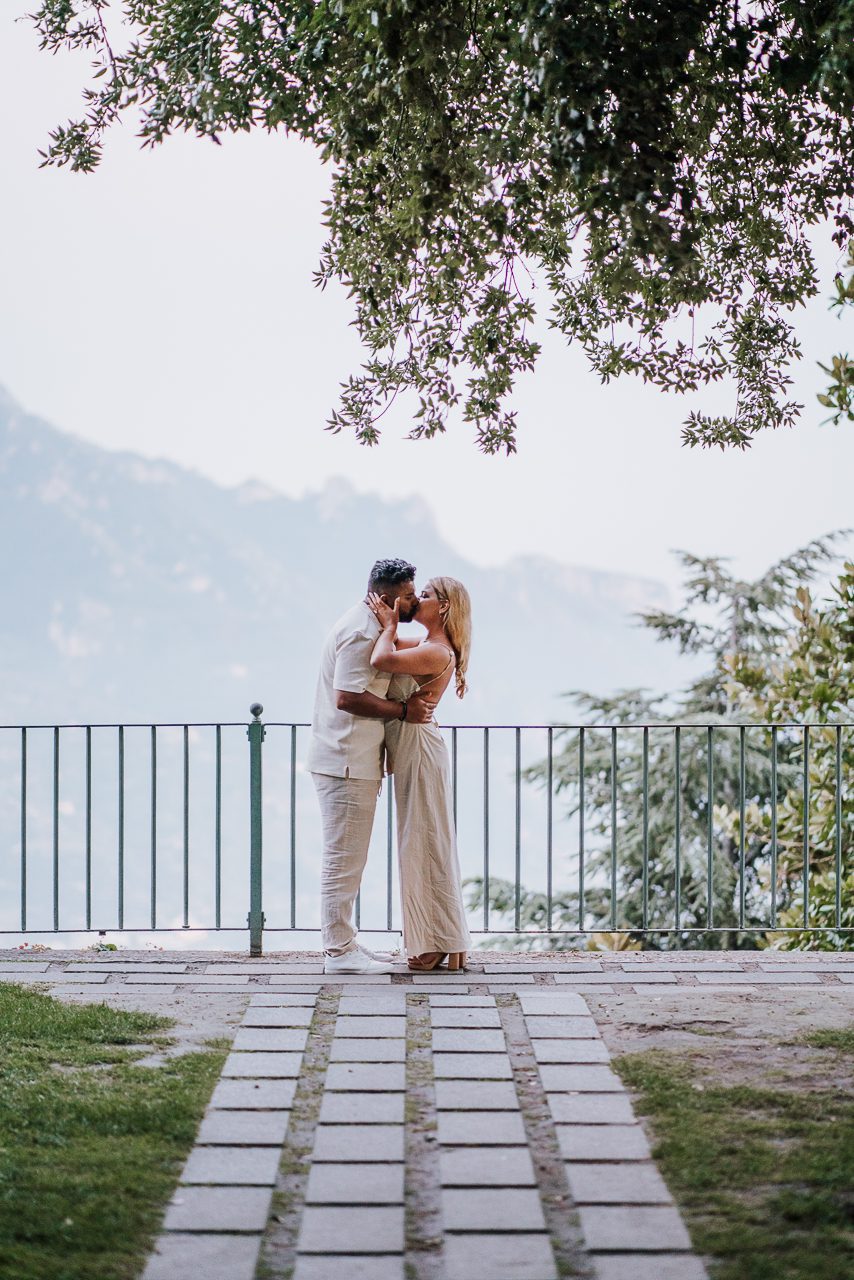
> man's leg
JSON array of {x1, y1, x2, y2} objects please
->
[{"x1": 313, "y1": 772, "x2": 380, "y2": 956}]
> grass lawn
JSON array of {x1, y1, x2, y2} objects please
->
[
  {"x1": 0, "y1": 983, "x2": 227, "y2": 1280},
  {"x1": 615, "y1": 1028, "x2": 854, "y2": 1280}
]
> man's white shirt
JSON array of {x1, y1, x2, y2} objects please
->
[{"x1": 307, "y1": 601, "x2": 391, "y2": 780}]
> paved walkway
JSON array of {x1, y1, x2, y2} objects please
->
[{"x1": 4, "y1": 950, "x2": 854, "y2": 1279}]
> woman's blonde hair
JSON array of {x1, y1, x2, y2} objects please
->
[{"x1": 429, "y1": 576, "x2": 471, "y2": 698}]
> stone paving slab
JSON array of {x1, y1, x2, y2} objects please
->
[
  {"x1": 429, "y1": 1006, "x2": 501, "y2": 1028},
  {"x1": 549, "y1": 1093, "x2": 636, "y2": 1124},
  {"x1": 431, "y1": 1027, "x2": 506, "y2": 1052},
  {"x1": 437, "y1": 1111, "x2": 528, "y2": 1145},
  {"x1": 554, "y1": 972, "x2": 671, "y2": 985},
  {"x1": 297, "y1": 1206, "x2": 404, "y2": 1253},
  {"x1": 695, "y1": 970, "x2": 822, "y2": 984},
  {"x1": 142, "y1": 1231, "x2": 261, "y2": 1280},
  {"x1": 518, "y1": 992, "x2": 590, "y2": 1014},
  {"x1": 248, "y1": 993, "x2": 318, "y2": 1005},
  {"x1": 242, "y1": 1005, "x2": 314, "y2": 1025},
  {"x1": 531, "y1": 1038, "x2": 611, "y2": 1063},
  {"x1": 319, "y1": 1092, "x2": 404, "y2": 1124},
  {"x1": 268, "y1": 974, "x2": 392, "y2": 985},
  {"x1": 654, "y1": 984, "x2": 761, "y2": 994},
  {"x1": 337, "y1": 996, "x2": 407, "y2": 1014},
  {"x1": 325, "y1": 1062, "x2": 406, "y2": 1091},
  {"x1": 592, "y1": 1257, "x2": 709, "y2": 1280},
  {"x1": 433, "y1": 1052, "x2": 513, "y2": 1079},
  {"x1": 250, "y1": 988, "x2": 323, "y2": 998},
  {"x1": 479, "y1": 980, "x2": 538, "y2": 990},
  {"x1": 196, "y1": 1110, "x2": 291, "y2": 1146},
  {"x1": 163, "y1": 1186, "x2": 272, "y2": 1232},
  {"x1": 439, "y1": 1146, "x2": 537, "y2": 1186},
  {"x1": 442, "y1": 1187, "x2": 547, "y2": 1231},
  {"x1": 222, "y1": 1050, "x2": 303, "y2": 1078},
  {"x1": 566, "y1": 1162, "x2": 673, "y2": 1205},
  {"x1": 328, "y1": 1038, "x2": 407, "y2": 1062},
  {"x1": 404, "y1": 977, "x2": 478, "y2": 988},
  {"x1": 580, "y1": 1204, "x2": 693, "y2": 1251},
  {"x1": 313, "y1": 1124, "x2": 405, "y2": 1162},
  {"x1": 42, "y1": 983, "x2": 144, "y2": 996},
  {"x1": 126, "y1": 972, "x2": 250, "y2": 985},
  {"x1": 429, "y1": 994, "x2": 496, "y2": 1006},
  {"x1": 208, "y1": 1078, "x2": 298, "y2": 1109},
  {"x1": 434, "y1": 1079, "x2": 520, "y2": 1110},
  {"x1": 538, "y1": 1064, "x2": 624, "y2": 1092},
  {"x1": 444, "y1": 1232, "x2": 557, "y2": 1280},
  {"x1": 559, "y1": 1125, "x2": 652, "y2": 1161},
  {"x1": 293, "y1": 1255, "x2": 405, "y2": 1280},
  {"x1": 0, "y1": 970, "x2": 109, "y2": 983},
  {"x1": 478, "y1": 983, "x2": 537, "y2": 993},
  {"x1": 306, "y1": 1162, "x2": 405, "y2": 1205},
  {"x1": 232, "y1": 1027, "x2": 309, "y2": 1051},
  {"x1": 189, "y1": 983, "x2": 251, "y2": 993},
  {"x1": 180, "y1": 1146, "x2": 281, "y2": 1186},
  {"x1": 483, "y1": 962, "x2": 600, "y2": 972},
  {"x1": 63, "y1": 963, "x2": 191, "y2": 972},
  {"x1": 550, "y1": 983, "x2": 618, "y2": 993},
  {"x1": 334, "y1": 1016, "x2": 406, "y2": 1037},
  {"x1": 525, "y1": 1014, "x2": 600, "y2": 1038},
  {"x1": 247, "y1": 995, "x2": 321, "y2": 1009}
]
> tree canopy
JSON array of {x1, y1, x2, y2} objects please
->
[{"x1": 30, "y1": 0, "x2": 854, "y2": 451}]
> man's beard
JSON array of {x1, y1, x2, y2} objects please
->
[{"x1": 399, "y1": 602, "x2": 419, "y2": 623}]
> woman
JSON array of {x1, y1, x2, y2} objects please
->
[{"x1": 368, "y1": 577, "x2": 472, "y2": 972}]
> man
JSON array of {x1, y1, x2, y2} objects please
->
[{"x1": 308, "y1": 558, "x2": 436, "y2": 974}]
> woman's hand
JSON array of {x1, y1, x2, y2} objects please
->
[{"x1": 367, "y1": 592, "x2": 399, "y2": 632}]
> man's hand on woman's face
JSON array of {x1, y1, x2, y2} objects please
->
[{"x1": 368, "y1": 592, "x2": 399, "y2": 630}]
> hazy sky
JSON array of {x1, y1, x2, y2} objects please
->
[{"x1": 3, "y1": 13, "x2": 853, "y2": 593}]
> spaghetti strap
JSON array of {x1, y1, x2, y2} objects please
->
[{"x1": 416, "y1": 646, "x2": 455, "y2": 693}]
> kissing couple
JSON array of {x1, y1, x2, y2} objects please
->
[{"x1": 307, "y1": 558, "x2": 472, "y2": 975}]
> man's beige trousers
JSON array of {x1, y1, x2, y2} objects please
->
[{"x1": 312, "y1": 772, "x2": 381, "y2": 956}]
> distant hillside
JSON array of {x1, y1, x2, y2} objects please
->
[{"x1": 0, "y1": 385, "x2": 684, "y2": 727}]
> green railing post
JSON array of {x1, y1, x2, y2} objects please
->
[{"x1": 248, "y1": 703, "x2": 266, "y2": 956}]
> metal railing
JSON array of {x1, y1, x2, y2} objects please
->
[{"x1": 0, "y1": 707, "x2": 851, "y2": 953}]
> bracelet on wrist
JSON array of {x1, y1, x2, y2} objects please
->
[{"x1": 399, "y1": 700, "x2": 408, "y2": 721}]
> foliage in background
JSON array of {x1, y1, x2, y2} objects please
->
[
  {"x1": 818, "y1": 241, "x2": 854, "y2": 425},
  {"x1": 468, "y1": 535, "x2": 853, "y2": 949},
  {"x1": 29, "y1": 0, "x2": 854, "y2": 452},
  {"x1": 0, "y1": 984, "x2": 225, "y2": 1280},
  {"x1": 725, "y1": 562, "x2": 854, "y2": 949}
]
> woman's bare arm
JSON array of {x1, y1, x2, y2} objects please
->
[{"x1": 371, "y1": 633, "x2": 450, "y2": 676}]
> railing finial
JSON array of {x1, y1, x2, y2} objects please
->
[{"x1": 250, "y1": 703, "x2": 264, "y2": 721}]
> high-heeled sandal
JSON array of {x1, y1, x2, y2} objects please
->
[
  {"x1": 408, "y1": 952, "x2": 448, "y2": 972},
  {"x1": 447, "y1": 952, "x2": 467, "y2": 971}
]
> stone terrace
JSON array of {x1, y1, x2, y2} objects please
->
[{"x1": 2, "y1": 949, "x2": 853, "y2": 1280}]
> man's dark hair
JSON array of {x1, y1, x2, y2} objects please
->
[{"x1": 368, "y1": 558, "x2": 416, "y2": 592}]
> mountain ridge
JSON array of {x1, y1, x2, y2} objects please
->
[{"x1": 0, "y1": 385, "x2": 682, "y2": 725}]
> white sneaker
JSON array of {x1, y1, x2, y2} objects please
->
[
  {"x1": 323, "y1": 950, "x2": 394, "y2": 975},
  {"x1": 357, "y1": 942, "x2": 397, "y2": 963}
]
